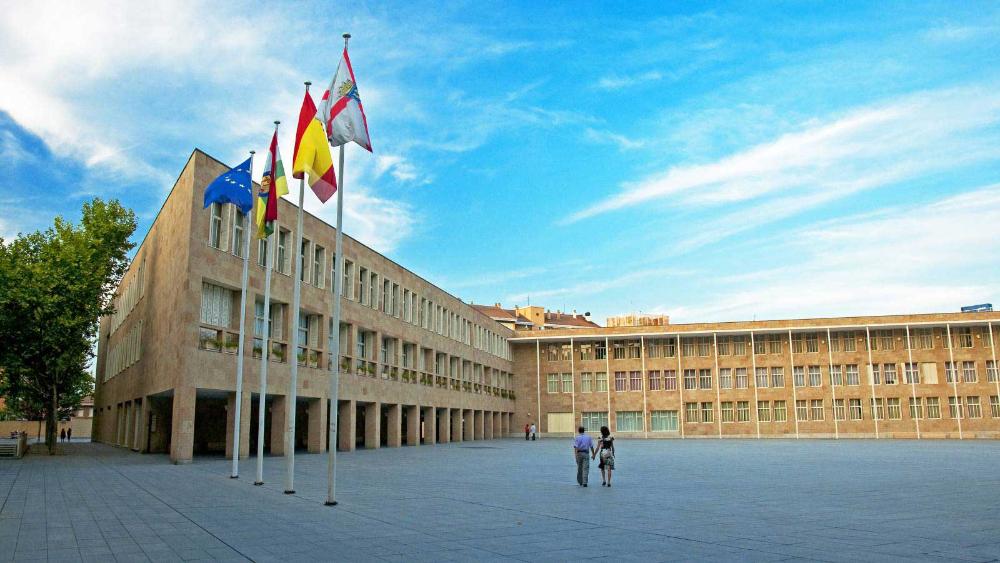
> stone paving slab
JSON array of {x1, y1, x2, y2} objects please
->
[{"x1": 1, "y1": 439, "x2": 1000, "y2": 561}]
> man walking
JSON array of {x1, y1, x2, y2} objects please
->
[
  {"x1": 530, "y1": 423, "x2": 537, "y2": 441},
  {"x1": 524, "y1": 423, "x2": 530, "y2": 441},
  {"x1": 573, "y1": 426, "x2": 595, "y2": 487}
]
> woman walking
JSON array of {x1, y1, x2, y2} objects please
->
[{"x1": 594, "y1": 425, "x2": 615, "y2": 487}]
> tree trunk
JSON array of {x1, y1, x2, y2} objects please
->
[{"x1": 46, "y1": 381, "x2": 57, "y2": 454}]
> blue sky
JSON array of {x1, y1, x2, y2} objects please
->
[{"x1": 2, "y1": 1, "x2": 999, "y2": 324}]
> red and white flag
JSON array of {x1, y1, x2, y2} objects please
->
[{"x1": 320, "y1": 48, "x2": 373, "y2": 152}]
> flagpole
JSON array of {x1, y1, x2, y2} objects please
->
[
  {"x1": 231, "y1": 150, "x2": 255, "y2": 479},
  {"x1": 255, "y1": 121, "x2": 280, "y2": 486},
  {"x1": 326, "y1": 34, "x2": 351, "y2": 506},
  {"x1": 286, "y1": 83, "x2": 312, "y2": 495}
]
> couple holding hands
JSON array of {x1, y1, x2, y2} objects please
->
[{"x1": 572, "y1": 425, "x2": 615, "y2": 487}]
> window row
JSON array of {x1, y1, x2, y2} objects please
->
[
  {"x1": 108, "y1": 255, "x2": 146, "y2": 335},
  {"x1": 104, "y1": 321, "x2": 143, "y2": 382}
]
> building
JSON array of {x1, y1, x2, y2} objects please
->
[
  {"x1": 512, "y1": 314, "x2": 1000, "y2": 439},
  {"x1": 606, "y1": 313, "x2": 670, "y2": 328},
  {"x1": 93, "y1": 150, "x2": 516, "y2": 463},
  {"x1": 472, "y1": 304, "x2": 600, "y2": 330},
  {"x1": 94, "y1": 150, "x2": 1000, "y2": 458}
]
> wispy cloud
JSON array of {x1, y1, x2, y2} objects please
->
[
  {"x1": 503, "y1": 266, "x2": 687, "y2": 305},
  {"x1": 583, "y1": 127, "x2": 645, "y2": 151},
  {"x1": 663, "y1": 184, "x2": 1000, "y2": 322},
  {"x1": 595, "y1": 70, "x2": 663, "y2": 90},
  {"x1": 564, "y1": 86, "x2": 1000, "y2": 225}
]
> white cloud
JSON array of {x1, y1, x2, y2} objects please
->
[
  {"x1": 503, "y1": 266, "x2": 684, "y2": 305},
  {"x1": 663, "y1": 185, "x2": 1000, "y2": 322},
  {"x1": 595, "y1": 70, "x2": 663, "y2": 90},
  {"x1": 565, "y1": 86, "x2": 1000, "y2": 225},
  {"x1": 583, "y1": 128, "x2": 645, "y2": 151}
]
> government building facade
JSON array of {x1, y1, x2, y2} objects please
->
[{"x1": 93, "y1": 151, "x2": 1000, "y2": 463}]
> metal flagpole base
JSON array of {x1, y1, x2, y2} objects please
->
[
  {"x1": 253, "y1": 481, "x2": 264, "y2": 486},
  {"x1": 324, "y1": 501, "x2": 338, "y2": 506},
  {"x1": 230, "y1": 475, "x2": 239, "y2": 479},
  {"x1": 283, "y1": 490, "x2": 295, "y2": 494}
]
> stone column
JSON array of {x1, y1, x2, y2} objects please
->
[
  {"x1": 485, "y1": 411, "x2": 494, "y2": 440},
  {"x1": 124, "y1": 401, "x2": 134, "y2": 448},
  {"x1": 270, "y1": 395, "x2": 286, "y2": 456},
  {"x1": 438, "y1": 408, "x2": 450, "y2": 443},
  {"x1": 406, "y1": 405, "x2": 420, "y2": 446},
  {"x1": 421, "y1": 406, "x2": 435, "y2": 445},
  {"x1": 364, "y1": 401, "x2": 380, "y2": 449},
  {"x1": 463, "y1": 409, "x2": 474, "y2": 441},
  {"x1": 307, "y1": 397, "x2": 327, "y2": 453},
  {"x1": 451, "y1": 408, "x2": 463, "y2": 443},
  {"x1": 225, "y1": 391, "x2": 253, "y2": 459},
  {"x1": 338, "y1": 399, "x2": 355, "y2": 452},
  {"x1": 475, "y1": 410, "x2": 484, "y2": 440},
  {"x1": 386, "y1": 403, "x2": 401, "y2": 448},
  {"x1": 170, "y1": 387, "x2": 196, "y2": 464},
  {"x1": 136, "y1": 398, "x2": 151, "y2": 452}
]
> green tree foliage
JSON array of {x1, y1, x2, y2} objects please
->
[{"x1": 0, "y1": 199, "x2": 135, "y2": 453}]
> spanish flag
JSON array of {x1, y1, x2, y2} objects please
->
[
  {"x1": 292, "y1": 90, "x2": 337, "y2": 203},
  {"x1": 257, "y1": 130, "x2": 289, "y2": 239}
]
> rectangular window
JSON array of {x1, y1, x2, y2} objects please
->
[
  {"x1": 342, "y1": 260, "x2": 353, "y2": 298},
  {"x1": 581, "y1": 412, "x2": 608, "y2": 432},
  {"x1": 200, "y1": 282, "x2": 233, "y2": 327},
  {"x1": 629, "y1": 371, "x2": 642, "y2": 391},
  {"x1": 719, "y1": 368, "x2": 733, "y2": 389},
  {"x1": 808, "y1": 365, "x2": 822, "y2": 387},
  {"x1": 757, "y1": 401, "x2": 771, "y2": 422},
  {"x1": 846, "y1": 365, "x2": 860, "y2": 386},
  {"x1": 736, "y1": 401, "x2": 750, "y2": 422},
  {"x1": 560, "y1": 345, "x2": 572, "y2": 361},
  {"x1": 735, "y1": 368, "x2": 749, "y2": 389},
  {"x1": 793, "y1": 366, "x2": 805, "y2": 388},
  {"x1": 774, "y1": 400, "x2": 787, "y2": 422},
  {"x1": 849, "y1": 398, "x2": 863, "y2": 420},
  {"x1": 733, "y1": 336, "x2": 747, "y2": 356},
  {"x1": 908, "y1": 397, "x2": 923, "y2": 419},
  {"x1": 664, "y1": 370, "x2": 677, "y2": 391},
  {"x1": 755, "y1": 367, "x2": 769, "y2": 388},
  {"x1": 768, "y1": 334, "x2": 782, "y2": 354},
  {"x1": 681, "y1": 338, "x2": 696, "y2": 357},
  {"x1": 277, "y1": 229, "x2": 290, "y2": 274},
  {"x1": 834, "y1": 399, "x2": 846, "y2": 420},
  {"x1": 546, "y1": 374, "x2": 559, "y2": 393},
  {"x1": 298, "y1": 240, "x2": 310, "y2": 282},
  {"x1": 830, "y1": 365, "x2": 843, "y2": 386},
  {"x1": 614, "y1": 371, "x2": 627, "y2": 392},
  {"x1": 883, "y1": 363, "x2": 897, "y2": 385},
  {"x1": 685, "y1": 402, "x2": 699, "y2": 423},
  {"x1": 699, "y1": 368, "x2": 712, "y2": 389},
  {"x1": 231, "y1": 211, "x2": 245, "y2": 258},
  {"x1": 312, "y1": 245, "x2": 325, "y2": 287},
  {"x1": 648, "y1": 370, "x2": 661, "y2": 391},
  {"x1": 209, "y1": 202, "x2": 224, "y2": 249},
  {"x1": 560, "y1": 373, "x2": 572, "y2": 393},
  {"x1": 753, "y1": 336, "x2": 766, "y2": 355},
  {"x1": 650, "y1": 410, "x2": 679, "y2": 432},
  {"x1": 990, "y1": 395, "x2": 1000, "y2": 418},
  {"x1": 795, "y1": 400, "x2": 808, "y2": 421},
  {"x1": 771, "y1": 367, "x2": 785, "y2": 388},
  {"x1": 988, "y1": 360, "x2": 998, "y2": 382},
  {"x1": 616, "y1": 411, "x2": 643, "y2": 432},
  {"x1": 915, "y1": 328, "x2": 933, "y2": 349},
  {"x1": 664, "y1": 338, "x2": 676, "y2": 358},
  {"x1": 945, "y1": 362, "x2": 958, "y2": 383},
  {"x1": 870, "y1": 364, "x2": 881, "y2": 385},
  {"x1": 581, "y1": 372, "x2": 593, "y2": 393},
  {"x1": 956, "y1": 327, "x2": 973, "y2": 348},
  {"x1": 595, "y1": 342, "x2": 607, "y2": 360},
  {"x1": 870, "y1": 398, "x2": 884, "y2": 420},
  {"x1": 966, "y1": 396, "x2": 982, "y2": 418},
  {"x1": 962, "y1": 361, "x2": 977, "y2": 383},
  {"x1": 257, "y1": 237, "x2": 269, "y2": 267},
  {"x1": 904, "y1": 362, "x2": 920, "y2": 384},
  {"x1": 720, "y1": 402, "x2": 734, "y2": 423},
  {"x1": 705, "y1": 402, "x2": 718, "y2": 423},
  {"x1": 595, "y1": 372, "x2": 608, "y2": 392},
  {"x1": 927, "y1": 397, "x2": 941, "y2": 419},
  {"x1": 717, "y1": 336, "x2": 730, "y2": 356},
  {"x1": 370, "y1": 273, "x2": 379, "y2": 311},
  {"x1": 698, "y1": 337, "x2": 711, "y2": 357},
  {"x1": 810, "y1": 399, "x2": 824, "y2": 420},
  {"x1": 626, "y1": 341, "x2": 641, "y2": 359},
  {"x1": 948, "y1": 396, "x2": 963, "y2": 419},
  {"x1": 683, "y1": 369, "x2": 697, "y2": 390},
  {"x1": 612, "y1": 342, "x2": 626, "y2": 360},
  {"x1": 358, "y1": 267, "x2": 368, "y2": 304},
  {"x1": 792, "y1": 333, "x2": 804, "y2": 354},
  {"x1": 886, "y1": 398, "x2": 901, "y2": 420},
  {"x1": 579, "y1": 344, "x2": 594, "y2": 361}
]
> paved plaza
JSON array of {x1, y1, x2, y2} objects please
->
[{"x1": 2, "y1": 438, "x2": 1000, "y2": 562}]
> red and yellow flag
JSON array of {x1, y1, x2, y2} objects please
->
[{"x1": 292, "y1": 90, "x2": 337, "y2": 202}]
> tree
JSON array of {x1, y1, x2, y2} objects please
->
[{"x1": 0, "y1": 198, "x2": 135, "y2": 453}]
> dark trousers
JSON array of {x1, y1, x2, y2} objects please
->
[
  {"x1": 525, "y1": 432, "x2": 529, "y2": 440},
  {"x1": 531, "y1": 433, "x2": 536, "y2": 441}
]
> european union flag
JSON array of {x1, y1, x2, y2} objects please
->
[{"x1": 203, "y1": 157, "x2": 253, "y2": 215}]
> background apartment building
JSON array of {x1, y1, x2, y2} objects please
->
[
  {"x1": 93, "y1": 150, "x2": 516, "y2": 463},
  {"x1": 512, "y1": 314, "x2": 1000, "y2": 439}
]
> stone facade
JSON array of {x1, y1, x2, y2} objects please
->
[
  {"x1": 513, "y1": 313, "x2": 1000, "y2": 439},
  {"x1": 93, "y1": 150, "x2": 515, "y2": 463}
]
